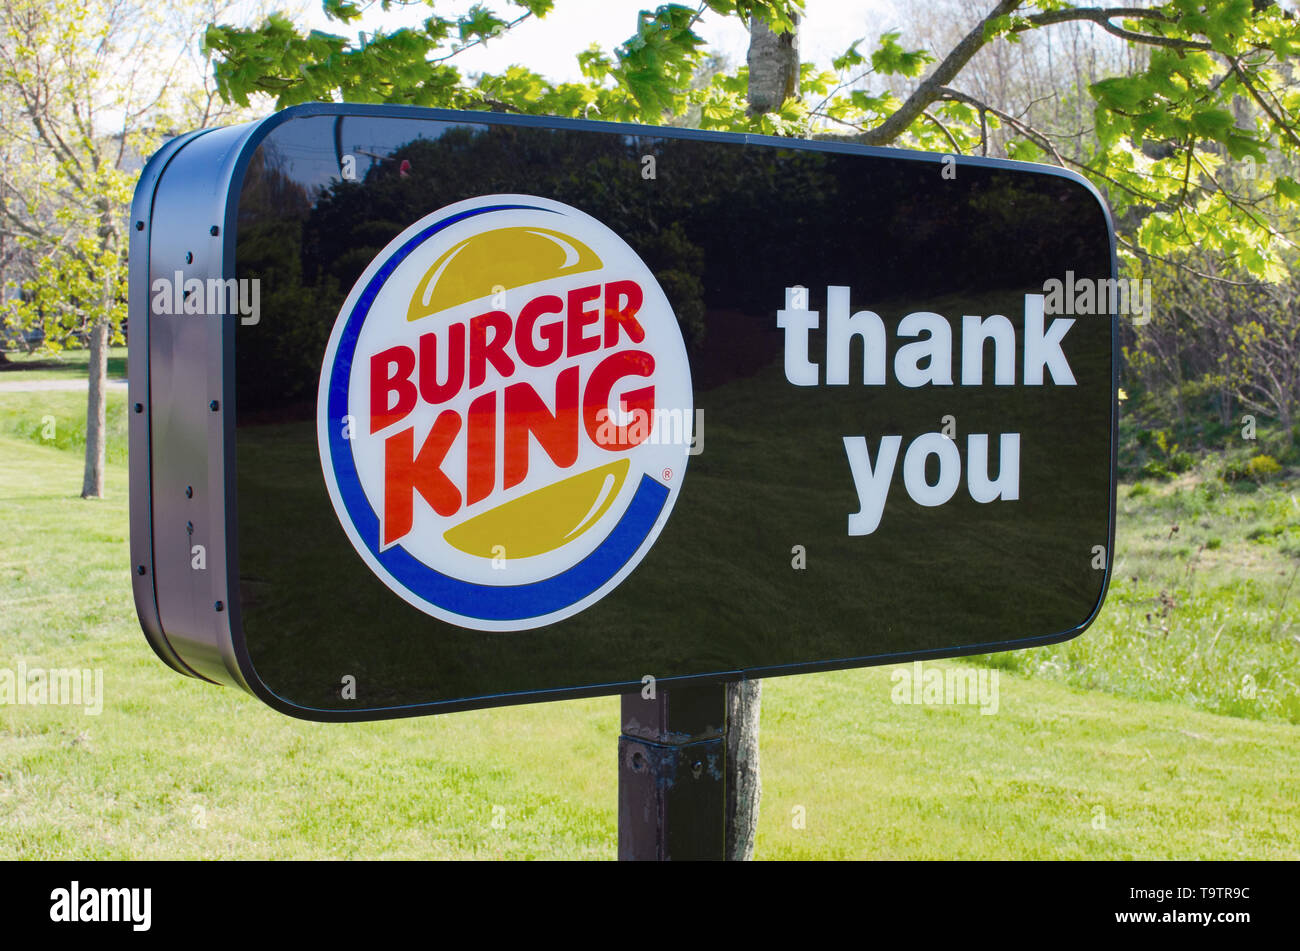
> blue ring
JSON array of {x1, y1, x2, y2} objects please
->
[{"x1": 324, "y1": 204, "x2": 669, "y2": 623}]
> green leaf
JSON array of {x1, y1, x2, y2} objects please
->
[
  {"x1": 322, "y1": 0, "x2": 363, "y2": 23},
  {"x1": 1275, "y1": 177, "x2": 1300, "y2": 203},
  {"x1": 870, "y1": 31, "x2": 933, "y2": 78},
  {"x1": 459, "y1": 5, "x2": 507, "y2": 42},
  {"x1": 1189, "y1": 108, "x2": 1235, "y2": 137},
  {"x1": 832, "y1": 39, "x2": 864, "y2": 72}
]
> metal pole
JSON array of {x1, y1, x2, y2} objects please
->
[{"x1": 618, "y1": 682, "x2": 727, "y2": 861}]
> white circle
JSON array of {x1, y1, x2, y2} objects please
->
[{"x1": 316, "y1": 195, "x2": 693, "y2": 631}]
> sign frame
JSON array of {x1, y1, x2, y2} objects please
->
[{"x1": 129, "y1": 102, "x2": 1119, "y2": 721}]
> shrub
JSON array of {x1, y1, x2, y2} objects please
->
[
  {"x1": 1221, "y1": 457, "x2": 1252, "y2": 483},
  {"x1": 1129, "y1": 482, "x2": 1152, "y2": 498},
  {"x1": 1141, "y1": 460, "x2": 1172, "y2": 480},
  {"x1": 1246, "y1": 454, "x2": 1282, "y2": 483}
]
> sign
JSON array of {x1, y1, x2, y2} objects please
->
[
  {"x1": 317, "y1": 195, "x2": 692, "y2": 631},
  {"x1": 129, "y1": 104, "x2": 1116, "y2": 720}
]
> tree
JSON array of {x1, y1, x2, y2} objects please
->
[
  {"x1": 820, "y1": 1, "x2": 1300, "y2": 284},
  {"x1": 0, "y1": 0, "x2": 266, "y2": 497},
  {"x1": 1144, "y1": 251, "x2": 1300, "y2": 437},
  {"x1": 0, "y1": 91, "x2": 41, "y2": 367},
  {"x1": 206, "y1": 1, "x2": 1300, "y2": 279}
]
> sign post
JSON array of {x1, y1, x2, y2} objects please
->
[{"x1": 618, "y1": 683, "x2": 727, "y2": 861}]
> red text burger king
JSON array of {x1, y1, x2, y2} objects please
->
[{"x1": 318, "y1": 195, "x2": 693, "y2": 631}]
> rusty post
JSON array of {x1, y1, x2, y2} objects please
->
[{"x1": 618, "y1": 682, "x2": 727, "y2": 861}]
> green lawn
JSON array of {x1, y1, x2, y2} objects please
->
[
  {"x1": 1, "y1": 429, "x2": 1297, "y2": 859},
  {"x1": 0, "y1": 390, "x2": 129, "y2": 465},
  {"x1": 974, "y1": 465, "x2": 1300, "y2": 724},
  {"x1": 0, "y1": 346, "x2": 128, "y2": 381}
]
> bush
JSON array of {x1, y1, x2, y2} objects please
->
[
  {"x1": 1206, "y1": 537, "x2": 1222, "y2": 550},
  {"x1": 1129, "y1": 482, "x2": 1152, "y2": 498},
  {"x1": 1247, "y1": 523, "x2": 1283, "y2": 542},
  {"x1": 1246, "y1": 454, "x2": 1283, "y2": 482},
  {"x1": 1272, "y1": 438, "x2": 1300, "y2": 467},
  {"x1": 1141, "y1": 460, "x2": 1172, "y2": 480},
  {"x1": 1221, "y1": 457, "x2": 1252, "y2": 483}
]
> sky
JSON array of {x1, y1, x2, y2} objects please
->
[{"x1": 300, "y1": 0, "x2": 904, "y2": 81}]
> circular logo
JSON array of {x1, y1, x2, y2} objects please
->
[{"x1": 317, "y1": 195, "x2": 693, "y2": 631}]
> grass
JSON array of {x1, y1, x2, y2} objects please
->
[
  {"x1": 0, "y1": 389, "x2": 129, "y2": 466},
  {"x1": 0, "y1": 346, "x2": 128, "y2": 382},
  {"x1": 974, "y1": 461, "x2": 1300, "y2": 724},
  {"x1": 0, "y1": 350, "x2": 1296, "y2": 859},
  {"x1": 0, "y1": 432, "x2": 1297, "y2": 858}
]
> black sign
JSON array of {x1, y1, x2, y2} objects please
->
[{"x1": 129, "y1": 104, "x2": 1116, "y2": 720}]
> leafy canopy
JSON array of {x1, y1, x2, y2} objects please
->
[{"x1": 204, "y1": 1, "x2": 1300, "y2": 280}]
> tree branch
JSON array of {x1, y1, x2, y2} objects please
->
[
  {"x1": 922, "y1": 109, "x2": 964, "y2": 154},
  {"x1": 854, "y1": 0, "x2": 1023, "y2": 146},
  {"x1": 1019, "y1": 6, "x2": 1211, "y2": 52},
  {"x1": 854, "y1": 4, "x2": 1219, "y2": 148},
  {"x1": 431, "y1": 11, "x2": 534, "y2": 64},
  {"x1": 1229, "y1": 56, "x2": 1300, "y2": 150}
]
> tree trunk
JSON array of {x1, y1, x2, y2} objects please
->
[
  {"x1": 746, "y1": 13, "x2": 799, "y2": 117},
  {"x1": 81, "y1": 318, "x2": 108, "y2": 498},
  {"x1": 723, "y1": 9, "x2": 800, "y2": 862},
  {"x1": 724, "y1": 679, "x2": 762, "y2": 860}
]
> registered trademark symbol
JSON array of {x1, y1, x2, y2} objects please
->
[{"x1": 662, "y1": 468, "x2": 672, "y2": 481}]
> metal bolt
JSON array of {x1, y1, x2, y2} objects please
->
[
  {"x1": 135, "y1": 221, "x2": 144, "y2": 231},
  {"x1": 184, "y1": 251, "x2": 193, "y2": 264},
  {"x1": 209, "y1": 400, "x2": 219, "y2": 411},
  {"x1": 133, "y1": 403, "x2": 143, "y2": 414},
  {"x1": 135, "y1": 565, "x2": 146, "y2": 576},
  {"x1": 214, "y1": 601, "x2": 224, "y2": 612},
  {"x1": 185, "y1": 486, "x2": 193, "y2": 498},
  {"x1": 209, "y1": 225, "x2": 219, "y2": 236}
]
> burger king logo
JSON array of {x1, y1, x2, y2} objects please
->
[{"x1": 317, "y1": 195, "x2": 692, "y2": 631}]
